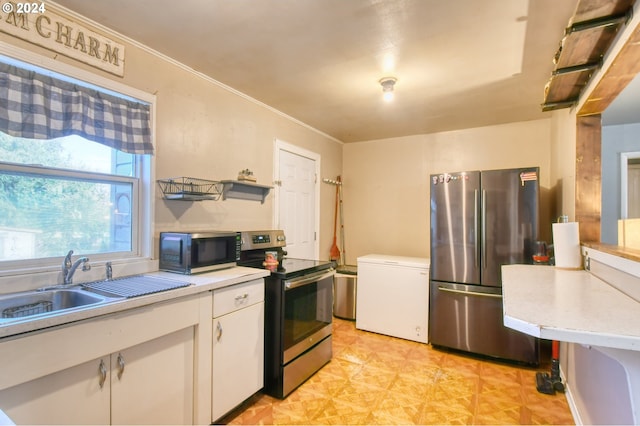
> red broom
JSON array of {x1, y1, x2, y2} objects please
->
[{"x1": 329, "y1": 180, "x2": 340, "y2": 261}]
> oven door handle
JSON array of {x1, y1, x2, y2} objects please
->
[{"x1": 284, "y1": 269, "x2": 335, "y2": 290}]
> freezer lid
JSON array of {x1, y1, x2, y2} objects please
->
[{"x1": 357, "y1": 254, "x2": 430, "y2": 269}]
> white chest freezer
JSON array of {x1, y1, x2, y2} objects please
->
[{"x1": 356, "y1": 254, "x2": 430, "y2": 343}]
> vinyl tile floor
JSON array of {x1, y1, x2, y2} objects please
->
[{"x1": 223, "y1": 318, "x2": 574, "y2": 425}]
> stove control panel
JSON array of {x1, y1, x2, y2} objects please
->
[
  {"x1": 240, "y1": 230, "x2": 286, "y2": 251},
  {"x1": 252, "y1": 234, "x2": 270, "y2": 244}
]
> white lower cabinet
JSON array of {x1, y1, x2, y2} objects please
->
[
  {"x1": 0, "y1": 327, "x2": 194, "y2": 425},
  {"x1": 111, "y1": 326, "x2": 194, "y2": 425},
  {"x1": 212, "y1": 279, "x2": 264, "y2": 421},
  {"x1": 0, "y1": 355, "x2": 110, "y2": 425},
  {"x1": 0, "y1": 294, "x2": 202, "y2": 425}
]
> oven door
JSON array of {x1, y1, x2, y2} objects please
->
[{"x1": 282, "y1": 269, "x2": 334, "y2": 364}]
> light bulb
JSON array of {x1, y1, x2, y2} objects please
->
[{"x1": 379, "y1": 77, "x2": 397, "y2": 102}]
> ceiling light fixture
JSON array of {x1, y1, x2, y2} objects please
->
[{"x1": 379, "y1": 77, "x2": 397, "y2": 102}]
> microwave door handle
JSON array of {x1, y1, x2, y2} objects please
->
[{"x1": 284, "y1": 269, "x2": 335, "y2": 290}]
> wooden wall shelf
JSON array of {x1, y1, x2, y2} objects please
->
[
  {"x1": 219, "y1": 180, "x2": 272, "y2": 204},
  {"x1": 542, "y1": 0, "x2": 635, "y2": 111}
]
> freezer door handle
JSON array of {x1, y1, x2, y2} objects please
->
[{"x1": 438, "y1": 286, "x2": 502, "y2": 299}]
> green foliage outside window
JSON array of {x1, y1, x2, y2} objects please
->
[{"x1": 0, "y1": 132, "x2": 133, "y2": 261}]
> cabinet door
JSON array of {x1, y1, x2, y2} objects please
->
[
  {"x1": 111, "y1": 326, "x2": 194, "y2": 425},
  {"x1": 212, "y1": 302, "x2": 264, "y2": 421},
  {"x1": 0, "y1": 357, "x2": 110, "y2": 425}
]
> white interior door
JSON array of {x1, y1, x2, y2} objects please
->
[{"x1": 275, "y1": 140, "x2": 319, "y2": 260}]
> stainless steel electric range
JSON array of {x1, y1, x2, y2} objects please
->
[{"x1": 237, "y1": 230, "x2": 335, "y2": 399}]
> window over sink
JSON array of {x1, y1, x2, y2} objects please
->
[
  {"x1": 0, "y1": 133, "x2": 138, "y2": 261},
  {"x1": 0, "y1": 51, "x2": 155, "y2": 274}
]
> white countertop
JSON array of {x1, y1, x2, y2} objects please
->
[
  {"x1": 502, "y1": 264, "x2": 640, "y2": 351},
  {"x1": 0, "y1": 266, "x2": 270, "y2": 339}
]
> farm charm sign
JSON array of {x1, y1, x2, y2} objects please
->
[{"x1": 0, "y1": 2, "x2": 125, "y2": 76}]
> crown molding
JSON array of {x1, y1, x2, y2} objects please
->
[{"x1": 46, "y1": 1, "x2": 343, "y2": 145}]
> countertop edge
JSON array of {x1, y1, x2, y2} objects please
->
[
  {"x1": 582, "y1": 241, "x2": 640, "y2": 264},
  {"x1": 502, "y1": 264, "x2": 640, "y2": 352},
  {"x1": 0, "y1": 266, "x2": 270, "y2": 339}
]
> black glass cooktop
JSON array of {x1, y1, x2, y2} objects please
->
[
  {"x1": 239, "y1": 257, "x2": 334, "y2": 279},
  {"x1": 274, "y1": 258, "x2": 333, "y2": 277}
]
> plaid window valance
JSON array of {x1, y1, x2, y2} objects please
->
[{"x1": 0, "y1": 63, "x2": 153, "y2": 155}]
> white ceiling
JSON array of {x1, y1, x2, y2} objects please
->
[{"x1": 53, "y1": 0, "x2": 579, "y2": 142}]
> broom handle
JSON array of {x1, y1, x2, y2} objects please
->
[
  {"x1": 338, "y1": 176, "x2": 345, "y2": 265},
  {"x1": 333, "y1": 182, "x2": 339, "y2": 241}
]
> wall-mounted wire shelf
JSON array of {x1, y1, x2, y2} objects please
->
[{"x1": 157, "y1": 177, "x2": 222, "y2": 201}]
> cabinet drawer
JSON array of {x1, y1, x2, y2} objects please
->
[{"x1": 213, "y1": 279, "x2": 264, "y2": 317}]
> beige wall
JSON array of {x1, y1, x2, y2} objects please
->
[
  {"x1": 0, "y1": 7, "x2": 343, "y2": 260},
  {"x1": 343, "y1": 119, "x2": 553, "y2": 264}
]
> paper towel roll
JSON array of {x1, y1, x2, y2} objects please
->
[{"x1": 552, "y1": 222, "x2": 582, "y2": 269}]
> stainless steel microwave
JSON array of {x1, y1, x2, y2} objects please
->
[{"x1": 159, "y1": 231, "x2": 240, "y2": 274}]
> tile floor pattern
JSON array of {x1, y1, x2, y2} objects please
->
[{"x1": 224, "y1": 319, "x2": 574, "y2": 425}]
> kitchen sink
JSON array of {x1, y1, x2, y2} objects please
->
[
  {"x1": 0, "y1": 288, "x2": 117, "y2": 321},
  {"x1": 0, "y1": 275, "x2": 190, "y2": 325}
]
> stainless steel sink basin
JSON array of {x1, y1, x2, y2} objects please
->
[{"x1": 0, "y1": 288, "x2": 114, "y2": 321}]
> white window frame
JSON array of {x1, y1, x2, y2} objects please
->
[{"x1": 0, "y1": 42, "x2": 156, "y2": 286}]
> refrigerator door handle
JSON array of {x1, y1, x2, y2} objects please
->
[
  {"x1": 438, "y1": 286, "x2": 502, "y2": 299},
  {"x1": 474, "y1": 189, "x2": 480, "y2": 269},
  {"x1": 482, "y1": 189, "x2": 487, "y2": 269}
]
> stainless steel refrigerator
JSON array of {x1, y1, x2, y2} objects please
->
[{"x1": 429, "y1": 167, "x2": 540, "y2": 365}]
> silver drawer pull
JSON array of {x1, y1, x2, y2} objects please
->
[
  {"x1": 98, "y1": 359, "x2": 107, "y2": 389},
  {"x1": 117, "y1": 353, "x2": 125, "y2": 379},
  {"x1": 234, "y1": 293, "x2": 249, "y2": 302},
  {"x1": 216, "y1": 321, "x2": 223, "y2": 341}
]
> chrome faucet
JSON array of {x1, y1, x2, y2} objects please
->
[{"x1": 62, "y1": 250, "x2": 91, "y2": 285}]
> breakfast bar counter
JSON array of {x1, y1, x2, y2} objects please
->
[
  {"x1": 502, "y1": 263, "x2": 640, "y2": 424},
  {"x1": 501, "y1": 264, "x2": 640, "y2": 351}
]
